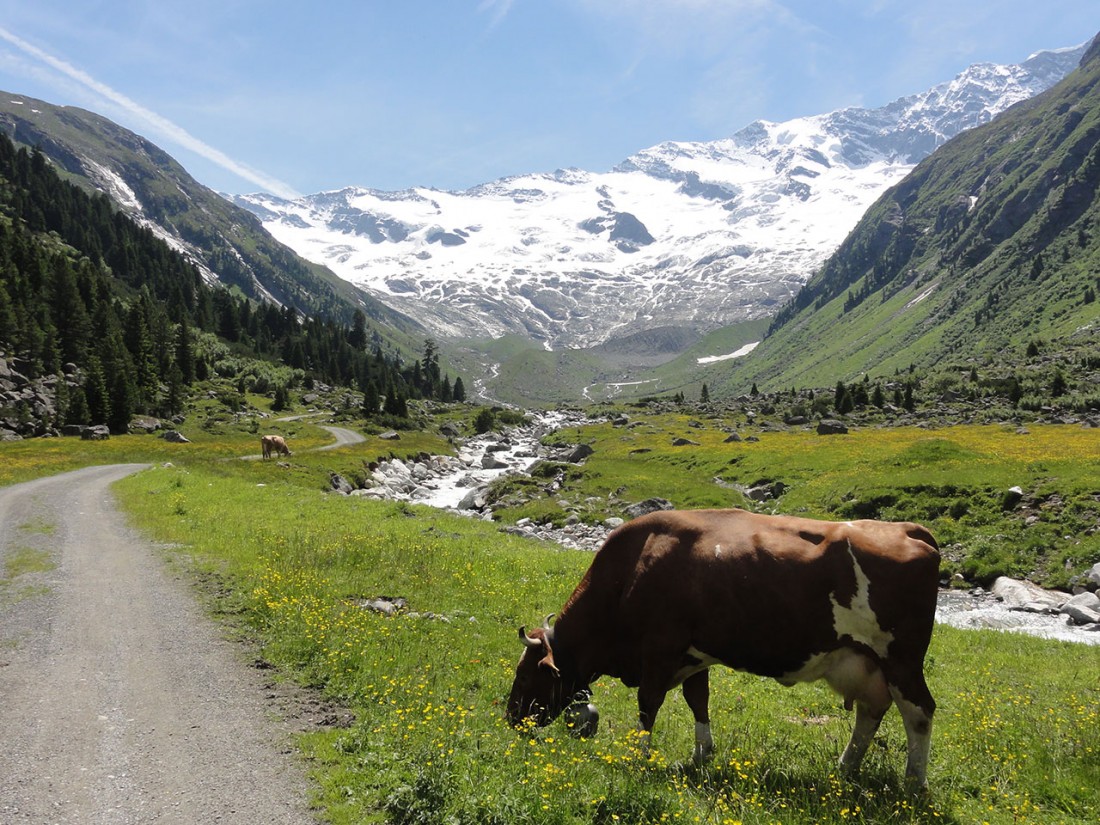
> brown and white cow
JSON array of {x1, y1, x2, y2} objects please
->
[
  {"x1": 507, "y1": 508, "x2": 940, "y2": 789},
  {"x1": 260, "y1": 434, "x2": 291, "y2": 459}
]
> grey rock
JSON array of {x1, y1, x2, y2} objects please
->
[
  {"x1": 1060, "y1": 592, "x2": 1100, "y2": 625},
  {"x1": 992, "y1": 577, "x2": 1068, "y2": 612},
  {"x1": 1087, "y1": 562, "x2": 1100, "y2": 591},
  {"x1": 817, "y1": 419, "x2": 849, "y2": 435},
  {"x1": 481, "y1": 454, "x2": 509, "y2": 470},
  {"x1": 624, "y1": 498, "x2": 674, "y2": 519}
]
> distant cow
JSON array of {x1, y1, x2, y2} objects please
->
[
  {"x1": 260, "y1": 434, "x2": 291, "y2": 459},
  {"x1": 507, "y1": 508, "x2": 940, "y2": 789}
]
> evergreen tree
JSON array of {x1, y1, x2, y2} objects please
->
[
  {"x1": 66, "y1": 384, "x2": 91, "y2": 425},
  {"x1": 474, "y1": 407, "x2": 495, "y2": 434},
  {"x1": 164, "y1": 362, "x2": 185, "y2": 417},
  {"x1": 1051, "y1": 371, "x2": 1068, "y2": 397},
  {"x1": 834, "y1": 381, "x2": 854, "y2": 415},
  {"x1": 452, "y1": 376, "x2": 466, "y2": 402},
  {"x1": 700, "y1": 383, "x2": 710, "y2": 403},
  {"x1": 347, "y1": 309, "x2": 368, "y2": 350},
  {"x1": 272, "y1": 384, "x2": 290, "y2": 412},
  {"x1": 871, "y1": 383, "x2": 885, "y2": 409},
  {"x1": 362, "y1": 380, "x2": 381, "y2": 417},
  {"x1": 83, "y1": 355, "x2": 109, "y2": 425}
]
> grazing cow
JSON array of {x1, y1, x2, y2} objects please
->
[
  {"x1": 507, "y1": 508, "x2": 940, "y2": 789},
  {"x1": 260, "y1": 434, "x2": 291, "y2": 459}
]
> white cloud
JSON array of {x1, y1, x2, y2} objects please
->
[{"x1": 0, "y1": 24, "x2": 299, "y2": 198}]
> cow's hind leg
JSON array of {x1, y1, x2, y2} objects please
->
[
  {"x1": 681, "y1": 670, "x2": 713, "y2": 763},
  {"x1": 827, "y1": 654, "x2": 891, "y2": 779},
  {"x1": 887, "y1": 675, "x2": 935, "y2": 792}
]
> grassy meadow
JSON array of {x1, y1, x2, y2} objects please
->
[{"x1": 2, "y1": 403, "x2": 1099, "y2": 823}]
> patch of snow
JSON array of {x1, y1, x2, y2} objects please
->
[
  {"x1": 904, "y1": 284, "x2": 938, "y2": 310},
  {"x1": 697, "y1": 341, "x2": 760, "y2": 365}
]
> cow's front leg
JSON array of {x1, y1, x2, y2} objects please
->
[
  {"x1": 682, "y1": 670, "x2": 713, "y2": 763},
  {"x1": 635, "y1": 679, "x2": 669, "y2": 759}
]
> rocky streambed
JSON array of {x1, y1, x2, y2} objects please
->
[{"x1": 348, "y1": 413, "x2": 1100, "y2": 646}]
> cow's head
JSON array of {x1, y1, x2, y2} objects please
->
[{"x1": 506, "y1": 616, "x2": 578, "y2": 728}]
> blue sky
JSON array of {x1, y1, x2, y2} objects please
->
[{"x1": 0, "y1": 1, "x2": 1095, "y2": 198}]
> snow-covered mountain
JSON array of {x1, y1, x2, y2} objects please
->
[{"x1": 234, "y1": 44, "x2": 1085, "y2": 349}]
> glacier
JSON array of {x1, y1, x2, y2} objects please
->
[{"x1": 233, "y1": 43, "x2": 1086, "y2": 350}]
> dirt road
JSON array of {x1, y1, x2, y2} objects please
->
[{"x1": 0, "y1": 465, "x2": 317, "y2": 823}]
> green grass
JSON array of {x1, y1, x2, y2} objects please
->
[
  {"x1": 109, "y1": 455, "x2": 1099, "y2": 825},
  {"x1": 3, "y1": 408, "x2": 1099, "y2": 823}
]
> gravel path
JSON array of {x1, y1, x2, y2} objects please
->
[{"x1": 0, "y1": 465, "x2": 317, "y2": 824}]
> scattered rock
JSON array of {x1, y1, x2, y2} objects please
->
[
  {"x1": 671, "y1": 437, "x2": 700, "y2": 446},
  {"x1": 816, "y1": 419, "x2": 849, "y2": 435},
  {"x1": 1086, "y1": 562, "x2": 1100, "y2": 591},
  {"x1": 330, "y1": 473, "x2": 354, "y2": 495},
  {"x1": 1002, "y1": 486, "x2": 1025, "y2": 509},
  {"x1": 160, "y1": 430, "x2": 190, "y2": 443},
  {"x1": 81, "y1": 425, "x2": 111, "y2": 441},
  {"x1": 624, "y1": 498, "x2": 674, "y2": 519}
]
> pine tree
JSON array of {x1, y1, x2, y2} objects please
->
[
  {"x1": 452, "y1": 376, "x2": 466, "y2": 402},
  {"x1": 175, "y1": 317, "x2": 195, "y2": 384},
  {"x1": 362, "y1": 380, "x2": 381, "y2": 417}
]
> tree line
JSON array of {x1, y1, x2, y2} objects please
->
[{"x1": 0, "y1": 133, "x2": 462, "y2": 432}]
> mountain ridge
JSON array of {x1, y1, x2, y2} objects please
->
[
  {"x1": 718, "y1": 33, "x2": 1100, "y2": 395},
  {"x1": 234, "y1": 42, "x2": 1086, "y2": 350},
  {"x1": 0, "y1": 93, "x2": 422, "y2": 350}
]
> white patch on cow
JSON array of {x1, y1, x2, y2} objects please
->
[
  {"x1": 669, "y1": 646, "x2": 721, "y2": 688},
  {"x1": 714, "y1": 543, "x2": 723, "y2": 558},
  {"x1": 831, "y1": 542, "x2": 893, "y2": 657},
  {"x1": 694, "y1": 721, "x2": 714, "y2": 763}
]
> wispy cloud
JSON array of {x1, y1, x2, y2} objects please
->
[
  {"x1": 0, "y1": 24, "x2": 299, "y2": 198},
  {"x1": 477, "y1": 0, "x2": 516, "y2": 30}
]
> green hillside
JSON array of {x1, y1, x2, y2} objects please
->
[
  {"x1": 719, "y1": 35, "x2": 1100, "y2": 395},
  {"x1": 0, "y1": 91, "x2": 419, "y2": 345}
]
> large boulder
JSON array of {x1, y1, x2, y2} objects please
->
[
  {"x1": 81, "y1": 425, "x2": 111, "y2": 441},
  {"x1": 991, "y1": 577, "x2": 1067, "y2": 614},
  {"x1": 481, "y1": 454, "x2": 509, "y2": 470},
  {"x1": 1060, "y1": 592, "x2": 1100, "y2": 626},
  {"x1": 817, "y1": 419, "x2": 849, "y2": 435},
  {"x1": 553, "y1": 443, "x2": 594, "y2": 463}
]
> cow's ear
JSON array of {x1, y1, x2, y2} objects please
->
[{"x1": 538, "y1": 635, "x2": 560, "y2": 676}]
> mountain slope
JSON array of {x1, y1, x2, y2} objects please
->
[
  {"x1": 725, "y1": 34, "x2": 1100, "y2": 393},
  {"x1": 0, "y1": 93, "x2": 420, "y2": 345},
  {"x1": 235, "y1": 44, "x2": 1085, "y2": 350}
]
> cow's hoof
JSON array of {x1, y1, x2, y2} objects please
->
[{"x1": 563, "y1": 702, "x2": 599, "y2": 738}]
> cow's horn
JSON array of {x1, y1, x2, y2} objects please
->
[
  {"x1": 542, "y1": 613, "x2": 555, "y2": 631},
  {"x1": 518, "y1": 627, "x2": 542, "y2": 648}
]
